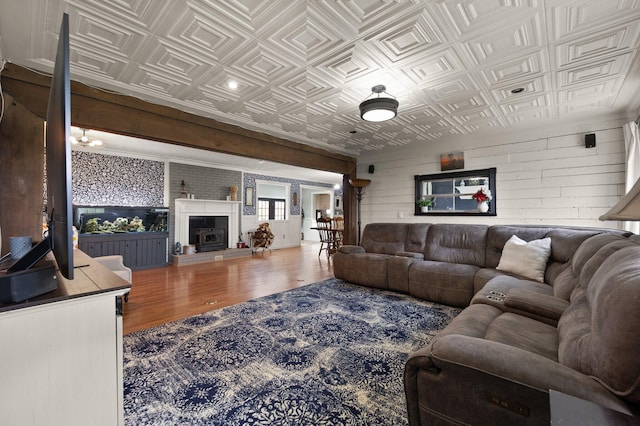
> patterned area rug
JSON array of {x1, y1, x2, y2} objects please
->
[{"x1": 123, "y1": 278, "x2": 460, "y2": 425}]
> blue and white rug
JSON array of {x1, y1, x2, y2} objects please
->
[{"x1": 123, "y1": 278, "x2": 460, "y2": 425}]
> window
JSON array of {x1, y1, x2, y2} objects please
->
[
  {"x1": 258, "y1": 198, "x2": 286, "y2": 221},
  {"x1": 256, "y1": 181, "x2": 289, "y2": 221},
  {"x1": 415, "y1": 168, "x2": 496, "y2": 216}
]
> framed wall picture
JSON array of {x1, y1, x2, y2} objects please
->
[
  {"x1": 415, "y1": 168, "x2": 496, "y2": 216},
  {"x1": 440, "y1": 151, "x2": 465, "y2": 171},
  {"x1": 245, "y1": 187, "x2": 253, "y2": 206}
]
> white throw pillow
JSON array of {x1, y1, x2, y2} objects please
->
[{"x1": 496, "y1": 235, "x2": 552, "y2": 282}]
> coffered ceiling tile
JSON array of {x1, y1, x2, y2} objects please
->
[
  {"x1": 465, "y1": 117, "x2": 509, "y2": 131},
  {"x1": 500, "y1": 93, "x2": 551, "y2": 116},
  {"x1": 462, "y1": 14, "x2": 545, "y2": 66},
  {"x1": 490, "y1": 75, "x2": 548, "y2": 102},
  {"x1": 557, "y1": 78, "x2": 621, "y2": 103},
  {"x1": 437, "y1": 0, "x2": 541, "y2": 38},
  {"x1": 280, "y1": 119, "x2": 308, "y2": 134},
  {"x1": 278, "y1": 111, "x2": 308, "y2": 127},
  {"x1": 343, "y1": 0, "x2": 425, "y2": 34},
  {"x1": 399, "y1": 46, "x2": 467, "y2": 86},
  {"x1": 556, "y1": 52, "x2": 632, "y2": 87},
  {"x1": 67, "y1": 0, "x2": 166, "y2": 31},
  {"x1": 158, "y1": 7, "x2": 247, "y2": 64},
  {"x1": 247, "y1": 110, "x2": 281, "y2": 126},
  {"x1": 559, "y1": 97, "x2": 615, "y2": 114},
  {"x1": 188, "y1": 0, "x2": 272, "y2": 31},
  {"x1": 360, "y1": 8, "x2": 448, "y2": 63},
  {"x1": 244, "y1": 94, "x2": 282, "y2": 116},
  {"x1": 69, "y1": 9, "x2": 147, "y2": 59},
  {"x1": 305, "y1": 100, "x2": 341, "y2": 120},
  {"x1": 254, "y1": 3, "x2": 355, "y2": 65},
  {"x1": 311, "y1": 43, "x2": 377, "y2": 83},
  {"x1": 480, "y1": 50, "x2": 546, "y2": 85},
  {"x1": 361, "y1": 143, "x2": 387, "y2": 151},
  {"x1": 553, "y1": 24, "x2": 640, "y2": 68},
  {"x1": 128, "y1": 65, "x2": 189, "y2": 98},
  {"x1": 546, "y1": 0, "x2": 640, "y2": 40},
  {"x1": 437, "y1": 93, "x2": 491, "y2": 115},
  {"x1": 69, "y1": 45, "x2": 128, "y2": 79},
  {"x1": 453, "y1": 107, "x2": 500, "y2": 125},
  {"x1": 137, "y1": 41, "x2": 207, "y2": 84},
  {"x1": 224, "y1": 42, "x2": 299, "y2": 85},
  {"x1": 504, "y1": 106, "x2": 552, "y2": 125},
  {"x1": 425, "y1": 75, "x2": 484, "y2": 101}
]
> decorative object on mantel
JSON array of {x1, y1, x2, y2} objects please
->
[
  {"x1": 416, "y1": 198, "x2": 433, "y2": 213},
  {"x1": 349, "y1": 178, "x2": 371, "y2": 245},
  {"x1": 230, "y1": 186, "x2": 238, "y2": 201},
  {"x1": 472, "y1": 188, "x2": 492, "y2": 213},
  {"x1": 180, "y1": 180, "x2": 186, "y2": 198},
  {"x1": 359, "y1": 85, "x2": 398, "y2": 122}
]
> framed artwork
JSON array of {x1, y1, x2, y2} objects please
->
[
  {"x1": 245, "y1": 187, "x2": 253, "y2": 206},
  {"x1": 440, "y1": 151, "x2": 465, "y2": 171},
  {"x1": 415, "y1": 168, "x2": 496, "y2": 216}
]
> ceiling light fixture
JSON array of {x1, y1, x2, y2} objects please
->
[
  {"x1": 70, "y1": 128, "x2": 102, "y2": 147},
  {"x1": 228, "y1": 81, "x2": 238, "y2": 90},
  {"x1": 359, "y1": 85, "x2": 398, "y2": 122}
]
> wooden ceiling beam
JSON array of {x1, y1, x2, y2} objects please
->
[{"x1": 1, "y1": 63, "x2": 357, "y2": 176}]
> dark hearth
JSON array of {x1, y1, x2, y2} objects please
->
[
  {"x1": 195, "y1": 228, "x2": 226, "y2": 252},
  {"x1": 189, "y1": 216, "x2": 229, "y2": 252}
]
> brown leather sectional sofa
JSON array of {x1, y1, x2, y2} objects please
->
[{"x1": 333, "y1": 223, "x2": 640, "y2": 425}]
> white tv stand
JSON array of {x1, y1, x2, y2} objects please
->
[{"x1": 0, "y1": 250, "x2": 130, "y2": 426}]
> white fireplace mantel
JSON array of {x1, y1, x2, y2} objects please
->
[{"x1": 175, "y1": 199, "x2": 241, "y2": 249}]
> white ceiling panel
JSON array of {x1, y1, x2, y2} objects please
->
[{"x1": 0, "y1": 0, "x2": 638, "y2": 164}]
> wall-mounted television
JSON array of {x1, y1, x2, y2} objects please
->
[{"x1": 8, "y1": 13, "x2": 74, "y2": 279}]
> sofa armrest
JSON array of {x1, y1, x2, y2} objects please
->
[
  {"x1": 503, "y1": 288, "x2": 569, "y2": 321},
  {"x1": 409, "y1": 334, "x2": 632, "y2": 415},
  {"x1": 337, "y1": 245, "x2": 365, "y2": 254},
  {"x1": 93, "y1": 255, "x2": 132, "y2": 284},
  {"x1": 395, "y1": 251, "x2": 424, "y2": 259}
]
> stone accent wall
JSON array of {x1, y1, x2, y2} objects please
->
[{"x1": 72, "y1": 151, "x2": 164, "y2": 206}]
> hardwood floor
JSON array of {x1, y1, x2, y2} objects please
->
[{"x1": 122, "y1": 242, "x2": 334, "y2": 335}]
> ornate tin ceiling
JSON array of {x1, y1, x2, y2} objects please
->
[{"x1": 1, "y1": 0, "x2": 640, "y2": 157}]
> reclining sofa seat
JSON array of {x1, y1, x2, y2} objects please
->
[
  {"x1": 336, "y1": 223, "x2": 491, "y2": 306},
  {"x1": 334, "y1": 222, "x2": 638, "y2": 424},
  {"x1": 470, "y1": 228, "x2": 615, "y2": 325},
  {"x1": 405, "y1": 234, "x2": 640, "y2": 425},
  {"x1": 335, "y1": 223, "x2": 614, "y2": 308}
]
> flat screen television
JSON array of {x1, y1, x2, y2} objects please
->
[{"x1": 7, "y1": 13, "x2": 74, "y2": 279}]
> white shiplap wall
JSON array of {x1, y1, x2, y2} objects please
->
[{"x1": 355, "y1": 118, "x2": 628, "y2": 231}]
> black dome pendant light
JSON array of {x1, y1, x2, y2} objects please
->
[{"x1": 359, "y1": 85, "x2": 398, "y2": 122}]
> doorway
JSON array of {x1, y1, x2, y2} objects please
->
[{"x1": 300, "y1": 185, "x2": 334, "y2": 242}]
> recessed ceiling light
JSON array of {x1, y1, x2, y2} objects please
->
[
  {"x1": 228, "y1": 81, "x2": 238, "y2": 90},
  {"x1": 511, "y1": 87, "x2": 525, "y2": 94}
]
